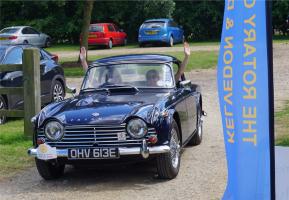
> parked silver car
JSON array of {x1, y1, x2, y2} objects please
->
[{"x1": 0, "y1": 26, "x2": 51, "y2": 47}]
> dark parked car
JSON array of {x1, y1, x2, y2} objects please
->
[
  {"x1": 0, "y1": 45, "x2": 66, "y2": 124},
  {"x1": 28, "y1": 54, "x2": 204, "y2": 180},
  {"x1": 138, "y1": 19, "x2": 184, "y2": 47}
]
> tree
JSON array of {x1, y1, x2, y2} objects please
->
[
  {"x1": 272, "y1": 1, "x2": 289, "y2": 35},
  {"x1": 80, "y1": 0, "x2": 94, "y2": 60}
]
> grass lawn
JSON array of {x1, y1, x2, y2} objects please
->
[
  {"x1": 275, "y1": 102, "x2": 289, "y2": 146},
  {"x1": 45, "y1": 41, "x2": 220, "y2": 52},
  {"x1": 0, "y1": 119, "x2": 33, "y2": 180},
  {"x1": 62, "y1": 51, "x2": 219, "y2": 77},
  {"x1": 46, "y1": 36, "x2": 289, "y2": 52}
]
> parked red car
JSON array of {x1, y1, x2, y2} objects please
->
[{"x1": 87, "y1": 23, "x2": 127, "y2": 49}]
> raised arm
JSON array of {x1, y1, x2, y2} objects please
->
[
  {"x1": 80, "y1": 46, "x2": 89, "y2": 72},
  {"x1": 175, "y1": 42, "x2": 190, "y2": 81}
]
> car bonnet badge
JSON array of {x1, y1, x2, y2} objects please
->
[{"x1": 92, "y1": 112, "x2": 100, "y2": 117}]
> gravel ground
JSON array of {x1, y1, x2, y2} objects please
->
[{"x1": 0, "y1": 43, "x2": 289, "y2": 200}]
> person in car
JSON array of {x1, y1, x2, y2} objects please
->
[{"x1": 79, "y1": 42, "x2": 191, "y2": 84}]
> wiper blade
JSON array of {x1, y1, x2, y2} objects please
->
[
  {"x1": 101, "y1": 84, "x2": 139, "y2": 92},
  {"x1": 80, "y1": 88, "x2": 109, "y2": 93}
]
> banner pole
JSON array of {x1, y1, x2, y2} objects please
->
[{"x1": 266, "y1": 1, "x2": 275, "y2": 200}]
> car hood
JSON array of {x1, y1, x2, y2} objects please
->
[{"x1": 37, "y1": 91, "x2": 171, "y2": 127}]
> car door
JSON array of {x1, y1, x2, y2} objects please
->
[
  {"x1": 168, "y1": 20, "x2": 178, "y2": 42},
  {"x1": 22, "y1": 27, "x2": 41, "y2": 46},
  {"x1": 107, "y1": 24, "x2": 117, "y2": 45},
  {"x1": 172, "y1": 21, "x2": 182, "y2": 42},
  {"x1": 113, "y1": 24, "x2": 122, "y2": 44},
  {"x1": 183, "y1": 75, "x2": 198, "y2": 137}
]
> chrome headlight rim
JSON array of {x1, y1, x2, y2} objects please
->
[
  {"x1": 126, "y1": 118, "x2": 148, "y2": 139},
  {"x1": 44, "y1": 119, "x2": 64, "y2": 141}
]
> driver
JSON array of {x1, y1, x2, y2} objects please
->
[
  {"x1": 146, "y1": 69, "x2": 160, "y2": 87},
  {"x1": 79, "y1": 42, "x2": 191, "y2": 84}
]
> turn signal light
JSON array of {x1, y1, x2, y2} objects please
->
[
  {"x1": 148, "y1": 135, "x2": 158, "y2": 144},
  {"x1": 37, "y1": 138, "x2": 45, "y2": 145}
]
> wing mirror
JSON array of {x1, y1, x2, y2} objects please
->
[
  {"x1": 120, "y1": 29, "x2": 124, "y2": 32},
  {"x1": 66, "y1": 85, "x2": 77, "y2": 97},
  {"x1": 179, "y1": 80, "x2": 191, "y2": 90}
]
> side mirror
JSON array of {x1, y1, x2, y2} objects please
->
[
  {"x1": 120, "y1": 29, "x2": 124, "y2": 32},
  {"x1": 66, "y1": 85, "x2": 77, "y2": 97},
  {"x1": 179, "y1": 25, "x2": 183, "y2": 29},
  {"x1": 179, "y1": 80, "x2": 191, "y2": 90}
]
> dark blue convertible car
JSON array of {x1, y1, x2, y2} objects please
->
[{"x1": 28, "y1": 54, "x2": 204, "y2": 180}]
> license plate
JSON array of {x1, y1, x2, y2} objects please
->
[
  {"x1": 89, "y1": 35, "x2": 97, "y2": 38},
  {"x1": 68, "y1": 148, "x2": 119, "y2": 159},
  {"x1": 146, "y1": 31, "x2": 157, "y2": 35}
]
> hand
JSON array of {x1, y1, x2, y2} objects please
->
[
  {"x1": 184, "y1": 42, "x2": 190, "y2": 57},
  {"x1": 80, "y1": 46, "x2": 86, "y2": 62}
]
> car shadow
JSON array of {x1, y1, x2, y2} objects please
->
[{"x1": 30, "y1": 160, "x2": 169, "y2": 193}]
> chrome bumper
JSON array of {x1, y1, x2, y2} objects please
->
[{"x1": 28, "y1": 140, "x2": 170, "y2": 159}]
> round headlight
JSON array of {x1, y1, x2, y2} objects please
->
[
  {"x1": 44, "y1": 121, "x2": 64, "y2": 141},
  {"x1": 127, "y1": 118, "x2": 148, "y2": 139}
]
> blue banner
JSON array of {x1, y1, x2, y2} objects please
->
[{"x1": 217, "y1": 0, "x2": 273, "y2": 199}]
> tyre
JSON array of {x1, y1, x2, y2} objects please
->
[
  {"x1": 0, "y1": 95, "x2": 7, "y2": 125},
  {"x1": 23, "y1": 40, "x2": 28, "y2": 44},
  {"x1": 156, "y1": 120, "x2": 181, "y2": 179},
  {"x1": 108, "y1": 39, "x2": 113, "y2": 49},
  {"x1": 187, "y1": 104, "x2": 203, "y2": 146},
  {"x1": 139, "y1": 43, "x2": 144, "y2": 47},
  {"x1": 51, "y1": 80, "x2": 65, "y2": 102},
  {"x1": 168, "y1": 36, "x2": 174, "y2": 47},
  {"x1": 45, "y1": 38, "x2": 51, "y2": 47},
  {"x1": 35, "y1": 158, "x2": 65, "y2": 180}
]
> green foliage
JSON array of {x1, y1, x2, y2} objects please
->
[
  {"x1": 174, "y1": 1, "x2": 224, "y2": 41},
  {"x1": 1, "y1": 1, "x2": 289, "y2": 43},
  {"x1": 272, "y1": 1, "x2": 289, "y2": 35}
]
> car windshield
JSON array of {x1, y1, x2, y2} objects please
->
[
  {"x1": 142, "y1": 21, "x2": 165, "y2": 28},
  {"x1": 89, "y1": 25, "x2": 103, "y2": 32},
  {"x1": 0, "y1": 28, "x2": 19, "y2": 34},
  {"x1": 82, "y1": 63, "x2": 174, "y2": 90}
]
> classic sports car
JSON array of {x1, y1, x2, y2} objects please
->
[{"x1": 28, "y1": 54, "x2": 205, "y2": 180}]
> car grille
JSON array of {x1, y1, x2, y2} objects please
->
[{"x1": 37, "y1": 124, "x2": 156, "y2": 149}]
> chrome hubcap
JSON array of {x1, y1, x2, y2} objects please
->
[
  {"x1": 170, "y1": 37, "x2": 173, "y2": 46},
  {"x1": 109, "y1": 41, "x2": 112, "y2": 48},
  {"x1": 53, "y1": 84, "x2": 64, "y2": 102},
  {"x1": 170, "y1": 128, "x2": 180, "y2": 169}
]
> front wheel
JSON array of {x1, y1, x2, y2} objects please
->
[
  {"x1": 35, "y1": 159, "x2": 65, "y2": 180},
  {"x1": 156, "y1": 120, "x2": 181, "y2": 179},
  {"x1": 0, "y1": 95, "x2": 7, "y2": 125},
  {"x1": 51, "y1": 80, "x2": 65, "y2": 102}
]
